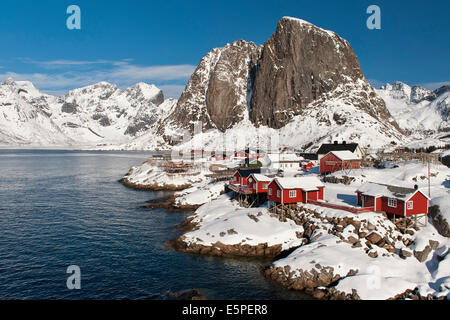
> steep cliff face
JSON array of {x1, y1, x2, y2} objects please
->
[
  {"x1": 249, "y1": 16, "x2": 392, "y2": 129},
  {"x1": 162, "y1": 40, "x2": 262, "y2": 136}
]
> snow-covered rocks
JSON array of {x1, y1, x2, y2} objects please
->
[
  {"x1": 169, "y1": 194, "x2": 305, "y2": 257},
  {"x1": 263, "y1": 203, "x2": 449, "y2": 300}
]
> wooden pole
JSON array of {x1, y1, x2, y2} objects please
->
[{"x1": 428, "y1": 157, "x2": 431, "y2": 198}]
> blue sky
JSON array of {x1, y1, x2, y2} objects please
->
[{"x1": 0, "y1": 0, "x2": 448, "y2": 97}]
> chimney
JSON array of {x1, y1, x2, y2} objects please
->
[
  {"x1": 343, "y1": 141, "x2": 347, "y2": 145},
  {"x1": 334, "y1": 141, "x2": 338, "y2": 145},
  {"x1": 414, "y1": 185, "x2": 419, "y2": 190}
]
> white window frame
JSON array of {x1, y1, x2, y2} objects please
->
[
  {"x1": 388, "y1": 198, "x2": 397, "y2": 208},
  {"x1": 268, "y1": 188, "x2": 272, "y2": 196},
  {"x1": 262, "y1": 184, "x2": 268, "y2": 189},
  {"x1": 407, "y1": 201, "x2": 413, "y2": 210},
  {"x1": 289, "y1": 190, "x2": 297, "y2": 198},
  {"x1": 277, "y1": 190, "x2": 281, "y2": 198}
]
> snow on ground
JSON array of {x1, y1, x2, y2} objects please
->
[
  {"x1": 124, "y1": 159, "x2": 205, "y2": 188},
  {"x1": 174, "y1": 181, "x2": 225, "y2": 206},
  {"x1": 182, "y1": 194, "x2": 304, "y2": 250}
]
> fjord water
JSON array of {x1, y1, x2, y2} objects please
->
[{"x1": 0, "y1": 150, "x2": 305, "y2": 300}]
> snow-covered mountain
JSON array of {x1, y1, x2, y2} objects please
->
[
  {"x1": 376, "y1": 82, "x2": 450, "y2": 142},
  {"x1": 157, "y1": 16, "x2": 404, "y2": 151},
  {"x1": 2, "y1": 17, "x2": 447, "y2": 151},
  {"x1": 0, "y1": 78, "x2": 176, "y2": 147}
]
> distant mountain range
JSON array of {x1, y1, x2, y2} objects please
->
[{"x1": 1, "y1": 17, "x2": 448, "y2": 150}]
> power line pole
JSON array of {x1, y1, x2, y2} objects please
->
[{"x1": 428, "y1": 155, "x2": 431, "y2": 198}]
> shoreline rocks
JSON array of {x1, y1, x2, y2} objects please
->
[
  {"x1": 141, "y1": 195, "x2": 202, "y2": 212},
  {"x1": 119, "y1": 177, "x2": 192, "y2": 192},
  {"x1": 167, "y1": 236, "x2": 284, "y2": 258},
  {"x1": 168, "y1": 288, "x2": 206, "y2": 300}
]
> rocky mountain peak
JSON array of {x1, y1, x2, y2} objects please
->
[
  {"x1": 249, "y1": 16, "x2": 386, "y2": 129},
  {"x1": 126, "y1": 82, "x2": 164, "y2": 106},
  {"x1": 162, "y1": 39, "x2": 262, "y2": 135}
]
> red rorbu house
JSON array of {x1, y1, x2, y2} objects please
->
[
  {"x1": 320, "y1": 151, "x2": 361, "y2": 174},
  {"x1": 247, "y1": 174, "x2": 272, "y2": 194},
  {"x1": 229, "y1": 168, "x2": 261, "y2": 194},
  {"x1": 302, "y1": 162, "x2": 314, "y2": 171},
  {"x1": 356, "y1": 182, "x2": 430, "y2": 216},
  {"x1": 267, "y1": 176, "x2": 325, "y2": 205}
]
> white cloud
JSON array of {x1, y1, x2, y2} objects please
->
[
  {"x1": 419, "y1": 81, "x2": 450, "y2": 90},
  {"x1": 159, "y1": 85, "x2": 187, "y2": 99},
  {"x1": 0, "y1": 59, "x2": 196, "y2": 98}
]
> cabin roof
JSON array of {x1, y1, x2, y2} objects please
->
[
  {"x1": 317, "y1": 143, "x2": 359, "y2": 155},
  {"x1": 236, "y1": 168, "x2": 261, "y2": 178},
  {"x1": 266, "y1": 153, "x2": 303, "y2": 163},
  {"x1": 273, "y1": 176, "x2": 324, "y2": 191},
  {"x1": 356, "y1": 182, "x2": 430, "y2": 200},
  {"x1": 328, "y1": 150, "x2": 360, "y2": 161},
  {"x1": 250, "y1": 174, "x2": 272, "y2": 182}
]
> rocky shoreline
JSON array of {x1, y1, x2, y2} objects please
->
[
  {"x1": 119, "y1": 177, "x2": 192, "y2": 192},
  {"x1": 140, "y1": 195, "x2": 202, "y2": 212},
  {"x1": 166, "y1": 215, "x2": 286, "y2": 258}
]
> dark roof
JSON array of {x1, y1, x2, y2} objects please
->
[
  {"x1": 237, "y1": 168, "x2": 261, "y2": 178},
  {"x1": 300, "y1": 153, "x2": 318, "y2": 160},
  {"x1": 317, "y1": 143, "x2": 359, "y2": 155}
]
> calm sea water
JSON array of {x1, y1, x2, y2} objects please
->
[{"x1": 0, "y1": 149, "x2": 307, "y2": 300}]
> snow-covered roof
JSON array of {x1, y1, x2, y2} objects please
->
[
  {"x1": 274, "y1": 176, "x2": 324, "y2": 191},
  {"x1": 317, "y1": 142, "x2": 359, "y2": 155},
  {"x1": 356, "y1": 182, "x2": 430, "y2": 200},
  {"x1": 266, "y1": 153, "x2": 303, "y2": 163},
  {"x1": 250, "y1": 174, "x2": 272, "y2": 182},
  {"x1": 236, "y1": 168, "x2": 261, "y2": 178},
  {"x1": 329, "y1": 150, "x2": 360, "y2": 161}
]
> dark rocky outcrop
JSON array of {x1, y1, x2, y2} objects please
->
[
  {"x1": 249, "y1": 17, "x2": 396, "y2": 130},
  {"x1": 61, "y1": 102, "x2": 78, "y2": 114},
  {"x1": 429, "y1": 205, "x2": 450, "y2": 237},
  {"x1": 162, "y1": 40, "x2": 261, "y2": 135}
]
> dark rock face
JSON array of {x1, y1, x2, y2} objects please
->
[
  {"x1": 163, "y1": 40, "x2": 262, "y2": 134},
  {"x1": 250, "y1": 17, "x2": 381, "y2": 129},
  {"x1": 61, "y1": 102, "x2": 78, "y2": 114},
  {"x1": 206, "y1": 40, "x2": 261, "y2": 131}
]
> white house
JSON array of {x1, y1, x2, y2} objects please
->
[{"x1": 264, "y1": 153, "x2": 304, "y2": 171}]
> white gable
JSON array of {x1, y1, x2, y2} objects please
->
[
  {"x1": 275, "y1": 176, "x2": 324, "y2": 191},
  {"x1": 329, "y1": 150, "x2": 360, "y2": 161}
]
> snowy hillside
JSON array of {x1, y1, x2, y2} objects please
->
[
  {"x1": 0, "y1": 78, "x2": 174, "y2": 147},
  {"x1": 376, "y1": 82, "x2": 450, "y2": 146}
]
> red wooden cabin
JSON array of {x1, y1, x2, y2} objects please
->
[
  {"x1": 268, "y1": 176, "x2": 325, "y2": 205},
  {"x1": 302, "y1": 162, "x2": 314, "y2": 171},
  {"x1": 247, "y1": 174, "x2": 272, "y2": 194},
  {"x1": 229, "y1": 169, "x2": 261, "y2": 194},
  {"x1": 356, "y1": 182, "x2": 430, "y2": 216},
  {"x1": 320, "y1": 151, "x2": 361, "y2": 174}
]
